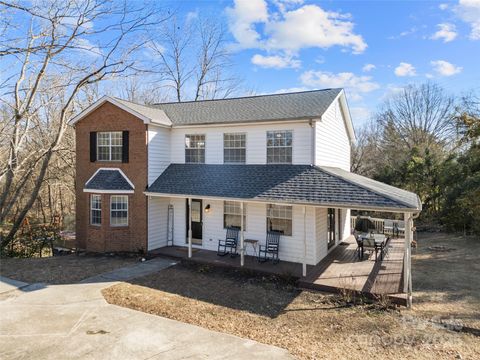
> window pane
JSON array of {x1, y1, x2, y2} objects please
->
[
  {"x1": 266, "y1": 130, "x2": 293, "y2": 164},
  {"x1": 97, "y1": 132, "x2": 122, "y2": 161},
  {"x1": 224, "y1": 133, "x2": 246, "y2": 164},
  {"x1": 266, "y1": 204, "x2": 292, "y2": 236},
  {"x1": 110, "y1": 195, "x2": 128, "y2": 226},
  {"x1": 224, "y1": 201, "x2": 246, "y2": 229},
  {"x1": 90, "y1": 195, "x2": 101, "y2": 225},
  {"x1": 185, "y1": 135, "x2": 205, "y2": 163}
]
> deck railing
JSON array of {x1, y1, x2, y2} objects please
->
[{"x1": 350, "y1": 217, "x2": 405, "y2": 236}]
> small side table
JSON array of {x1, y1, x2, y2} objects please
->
[{"x1": 244, "y1": 239, "x2": 259, "y2": 257}]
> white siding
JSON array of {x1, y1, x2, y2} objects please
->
[
  {"x1": 147, "y1": 125, "x2": 171, "y2": 185},
  {"x1": 147, "y1": 197, "x2": 170, "y2": 250},
  {"x1": 315, "y1": 99, "x2": 351, "y2": 171},
  {"x1": 162, "y1": 198, "x2": 317, "y2": 265},
  {"x1": 170, "y1": 122, "x2": 313, "y2": 165}
]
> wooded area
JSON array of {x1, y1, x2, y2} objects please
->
[{"x1": 0, "y1": 1, "x2": 479, "y2": 256}]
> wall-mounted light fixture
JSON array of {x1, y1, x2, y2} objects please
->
[{"x1": 205, "y1": 204, "x2": 211, "y2": 213}]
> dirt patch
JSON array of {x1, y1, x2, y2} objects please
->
[
  {"x1": 0, "y1": 254, "x2": 138, "y2": 284},
  {"x1": 103, "y1": 255, "x2": 479, "y2": 360},
  {"x1": 411, "y1": 232, "x2": 480, "y2": 330}
]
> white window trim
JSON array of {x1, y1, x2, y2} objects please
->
[
  {"x1": 223, "y1": 201, "x2": 247, "y2": 229},
  {"x1": 266, "y1": 203, "x2": 293, "y2": 236},
  {"x1": 90, "y1": 194, "x2": 101, "y2": 226},
  {"x1": 185, "y1": 134, "x2": 206, "y2": 163},
  {"x1": 266, "y1": 130, "x2": 293, "y2": 164},
  {"x1": 110, "y1": 195, "x2": 129, "y2": 227},
  {"x1": 223, "y1": 132, "x2": 246, "y2": 164},
  {"x1": 97, "y1": 131, "x2": 123, "y2": 162}
]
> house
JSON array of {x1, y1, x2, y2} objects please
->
[{"x1": 69, "y1": 89, "x2": 421, "y2": 281}]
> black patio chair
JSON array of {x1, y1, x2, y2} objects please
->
[
  {"x1": 258, "y1": 231, "x2": 281, "y2": 264},
  {"x1": 217, "y1": 227, "x2": 240, "y2": 257}
]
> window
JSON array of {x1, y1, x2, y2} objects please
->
[
  {"x1": 110, "y1": 195, "x2": 128, "y2": 226},
  {"x1": 267, "y1": 130, "x2": 292, "y2": 164},
  {"x1": 327, "y1": 208, "x2": 336, "y2": 249},
  {"x1": 224, "y1": 201, "x2": 246, "y2": 229},
  {"x1": 97, "y1": 132, "x2": 122, "y2": 161},
  {"x1": 90, "y1": 194, "x2": 101, "y2": 225},
  {"x1": 266, "y1": 204, "x2": 292, "y2": 236},
  {"x1": 185, "y1": 134, "x2": 205, "y2": 163},
  {"x1": 224, "y1": 133, "x2": 246, "y2": 164}
]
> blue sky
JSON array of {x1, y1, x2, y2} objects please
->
[{"x1": 171, "y1": 0, "x2": 480, "y2": 127}]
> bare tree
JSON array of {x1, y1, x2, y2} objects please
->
[
  {"x1": 149, "y1": 16, "x2": 240, "y2": 102},
  {"x1": 0, "y1": 0, "x2": 168, "y2": 248}
]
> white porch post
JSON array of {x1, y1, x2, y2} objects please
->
[
  {"x1": 302, "y1": 206, "x2": 307, "y2": 277},
  {"x1": 404, "y1": 212, "x2": 413, "y2": 308},
  {"x1": 240, "y1": 201, "x2": 244, "y2": 267},
  {"x1": 188, "y1": 198, "x2": 192, "y2": 258}
]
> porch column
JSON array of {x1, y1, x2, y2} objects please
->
[
  {"x1": 240, "y1": 201, "x2": 244, "y2": 267},
  {"x1": 188, "y1": 198, "x2": 192, "y2": 258},
  {"x1": 404, "y1": 212, "x2": 413, "y2": 308},
  {"x1": 302, "y1": 206, "x2": 307, "y2": 277}
]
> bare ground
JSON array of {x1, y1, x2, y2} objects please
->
[
  {"x1": 0, "y1": 254, "x2": 137, "y2": 284},
  {"x1": 102, "y1": 232, "x2": 480, "y2": 360}
]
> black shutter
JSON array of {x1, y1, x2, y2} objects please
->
[
  {"x1": 122, "y1": 131, "x2": 129, "y2": 163},
  {"x1": 90, "y1": 132, "x2": 97, "y2": 162}
]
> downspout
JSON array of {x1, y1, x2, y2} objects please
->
[{"x1": 310, "y1": 119, "x2": 316, "y2": 166}]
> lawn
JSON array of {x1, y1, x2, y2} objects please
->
[
  {"x1": 0, "y1": 254, "x2": 137, "y2": 284},
  {"x1": 103, "y1": 232, "x2": 480, "y2": 360}
]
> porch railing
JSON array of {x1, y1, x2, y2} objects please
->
[{"x1": 350, "y1": 217, "x2": 405, "y2": 236}]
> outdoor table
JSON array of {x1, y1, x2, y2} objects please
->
[
  {"x1": 244, "y1": 239, "x2": 259, "y2": 256},
  {"x1": 358, "y1": 234, "x2": 387, "y2": 261}
]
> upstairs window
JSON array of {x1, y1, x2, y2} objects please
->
[
  {"x1": 185, "y1": 134, "x2": 205, "y2": 163},
  {"x1": 97, "y1": 131, "x2": 123, "y2": 161},
  {"x1": 224, "y1": 201, "x2": 246, "y2": 229},
  {"x1": 224, "y1": 133, "x2": 246, "y2": 164},
  {"x1": 110, "y1": 195, "x2": 128, "y2": 227},
  {"x1": 266, "y1": 204, "x2": 292, "y2": 236},
  {"x1": 90, "y1": 194, "x2": 101, "y2": 226},
  {"x1": 267, "y1": 130, "x2": 292, "y2": 164}
]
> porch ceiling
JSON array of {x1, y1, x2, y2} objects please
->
[{"x1": 146, "y1": 164, "x2": 421, "y2": 212}]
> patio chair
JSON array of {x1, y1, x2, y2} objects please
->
[
  {"x1": 258, "y1": 231, "x2": 281, "y2": 264},
  {"x1": 383, "y1": 219, "x2": 394, "y2": 236},
  {"x1": 217, "y1": 227, "x2": 240, "y2": 257},
  {"x1": 395, "y1": 220, "x2": 405, "y2": 238}
]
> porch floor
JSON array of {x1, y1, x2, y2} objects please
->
[{"x1": 149, "y1": 235, "x2": 406, "y2": 305}]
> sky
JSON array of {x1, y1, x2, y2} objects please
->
[{"x1": 170, "y1": 0, "x2": 480, "y2": 127}]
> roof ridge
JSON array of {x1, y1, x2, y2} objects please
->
[{"x1": 151, "y1": 88, "x2": 342, "y2": 106}]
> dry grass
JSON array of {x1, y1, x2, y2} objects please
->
[
  {"x1": 103, "y1": 232, "x2": 480, "y2": 360},
  {"x1": 409, "y1": 232, "x2": 480, "y2": 330},
  {"x1": 0, "y1": 254, "x2": 137, "y2": 284}
]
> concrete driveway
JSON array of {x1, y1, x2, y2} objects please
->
[{"x1": 0, "y1": 259, "x2": 293, "y2": 360}]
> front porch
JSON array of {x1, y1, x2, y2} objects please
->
[{"x1": 149, "y1": 234, "x2": 407, "y2": 305}]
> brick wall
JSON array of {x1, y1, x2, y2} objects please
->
[{"x1": 75, "y1": 102, "x2": 148, "y2": 253}]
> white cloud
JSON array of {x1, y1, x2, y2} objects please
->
[
  {"x1": 186, "y1": 10, "x2": 199, "y2": 23},
  {"x1": 431, "y1": 23, "x2": 458, "y2": 42},
  {"x1": 300, "y1": 70, "x2": 379, "y2": 101},
  {"x1": 251, "y1": 54, "x2": 301, "y2": 69},
  {"x1": 72, "y1": 38, "x2": 102, "y2": 57},
  {"x1": 226, "y1": 0, "x2": 269, "y2": 49},
  {"x1": 362, "y1": 64, "x2": 376, "y2": 72},
  {"x1": 350, "y1": 106, "x2": 371, "y2": 123},
  {"x1": 226, "y1": 0, "x2": 367, "y2": 54},
  {"x1": 455, "y1": 0, "x2": 480, "y2": 40},
  {"x1": 394, "y1": 62, "x2": 416, "y2": 77},
  {"x1": 439, "y1": 3, "x2": 449, "y2": 10},
  {"x1": 430, "y1": 60, "x2": 462, "y2": 76}
]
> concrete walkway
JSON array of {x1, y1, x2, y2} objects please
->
[{"x1": 0, "y1": 258, "x2": 293, "y2": 360}]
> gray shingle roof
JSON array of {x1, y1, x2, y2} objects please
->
[
  {"x1": 151, "y1": 89, "x2": 342, "y2": 125},
  {"x1": 85, "y1": 169, "x2": 134, "y2": 191},
  {"x1": 147, "y1": 164, "x2": 421, "y2": 211}
]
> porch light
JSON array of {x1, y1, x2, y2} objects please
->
[{"x1": 205, "y1": 204, "x2": 211, "y2": 213}]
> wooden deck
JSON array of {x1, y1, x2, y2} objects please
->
[
  {"x1": 149, "y1": 235, "x2": 406, "y2": 305},
  {"x1": 299, "y1": 236, "x2": 406, "y2": 304}
]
